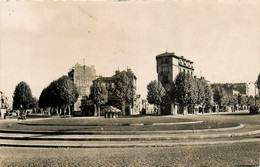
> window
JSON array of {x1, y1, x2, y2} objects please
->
[
  {"x1": 162, "y1": 76, "x2": 169, "y2": 84},
  {"x1": 165, "y1": 58, "x2": 169, "y2": 64},
  {"x1": 162, "y1": 67, "x2": 169, "y2": 74}
]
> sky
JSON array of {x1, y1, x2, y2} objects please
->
[{"x1": 0, "y1": 1, "x2": 259, "y2": 106}]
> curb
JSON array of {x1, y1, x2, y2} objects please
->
[
  {"x1": 0, "y1": 124, "x2": 244, "y2": 135},
  {"x1": 17, "y1": 120, "x2": 203, "y2": 127},
  {"x1": 0, "y1": 128, "x2": 259, "y2": 141},
  {"x1": 0, "y1": 138, "x2": 259, "y2": 148}
]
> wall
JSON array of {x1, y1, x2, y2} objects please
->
[{"x1": 70, "y1": 63, "x2": 96, "y2": 111}]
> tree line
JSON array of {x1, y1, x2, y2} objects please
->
[
  {"x1": 147, "y1": 72, "x2": 213, "y2": 114},
  {"x1": 147, "y1": 72, "x2": 260, "y2": 114},
  {"x1": 11, "y1": 72, "x2": 260, "y2": 115}
]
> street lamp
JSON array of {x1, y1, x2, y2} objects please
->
[{"x1": 249, "y1": 82, "x2": 257, "y2": 106}]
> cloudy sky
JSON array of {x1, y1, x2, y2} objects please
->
[{"x1": 0, "y1": 1, "x2": 259, "y2": 104}]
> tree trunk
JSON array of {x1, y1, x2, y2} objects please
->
[
  {"x1": 94, "y1": 104, "x2": 97, "y2": 116},
  {"x1": 183, "y1": 105, "x2": 188, "y2": 115},
  {"x1": 121, "y1": 100, "x2": 126, "y2": 116},
  {"x1": 48, "y1": 107, "x2": 51, "y2": 116},
  {"x1": 68, "y1": 105, "x2": 71, "y2": 117},
  {"x1": 98, "y1": 104, "x2": 100, "y2": 117},
  {"x1": 158, "y1": 104, "x2": 161, "y2": 115},
  {"x1": 171, "y1": 103, "x2": 174, "y2": 115}
]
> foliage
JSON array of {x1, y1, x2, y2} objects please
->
[
  {"x1": 200, "y1": 77, "x2": 213, "y2": 108},
  {"x1": 89, "y1": 82, "x2": 108, "y2": 116},
  {"x1": 195, "y1": 78, "x2": 205, "y2": 105},
  {"x1": 249, "y1": 105, "x2": 259, "y2": 115},
  {"x1": 113, "y1": 69, "x2": 136, "y2": 103},
  {"x1": 39, "y1": 76, "x2": 79, "y2": 109},
  {"x1": 213, "y1": 85, "x2": 228, "y2": 107},
  {"x1": 168, "y1": 81, "x2": 176, "y2": 103},
  {"x1": 146, "y1": 80, "x2": 166, "y2": 105},
  {"x1": 228, "y1": 94, "x2": 238, "y2": 106},
  {"x1": 256, "y1": 73, "x2": 260, "y2": 90},
  {"x1": 90, "y1": 82, "x2": 108, "y2": 105},
  {"x1": 113, "y1": 69, "x2": 136, "y2": 115},
  {"x1": 13, "y1": 81, "x2": 34, "y2": 110},
  {"x1": 240, "y1": 95, "x2": 247, "y2": 106},
  {"x1": 174, "y1": 72, "x2": 197, "y2": 105},
  {"x1": 247, "y1": 96, "x2": 255, "y2": 106}
]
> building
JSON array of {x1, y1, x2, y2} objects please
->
[
  {"x1": 0, "y1": 91, "x2": 8, "y2": 109},
  {"x1": 211, "y1": 83, "x2": 249, "y2": 96},
  {"x1": 133, "y1": 94, "x2": 142, "y2": 115},
  {"x1": 0, "y1": 91, "x2": 9, "y2": 119},
  {"x1": 68, "y1": 63, "x2": 96, "y2": 111},
  {"x1": 155, "y1": 52, "x2": 195, "y2": 115},
  {"x1": 142, "y1": 99, "x2": 155, "y2": 115},
  {"x1": 156, "y1": 52, "x2": 194, "y2": 90},
  {"x1": 86, "y1": 68, "x2": 139, "y2": 115},
  {"x1": 247, "y1": 82, "x2": 258, "y2": 97}
]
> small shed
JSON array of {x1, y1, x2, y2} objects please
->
[{"x1": 103, "y1": 106, "x2": 121, "y2": 118}]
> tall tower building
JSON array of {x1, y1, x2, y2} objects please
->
[
  {"x1": 68, "y1": 63, "x2": 96, "y2": 111},
  {"x1": 156, "y1": 52, "x2": 194, "y2": 90}
]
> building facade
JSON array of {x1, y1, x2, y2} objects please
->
[
  {"x1": 88, "y1": 68, "x2": 139, "y2": 115},
  {"x1": 0, "y1": 91, "x2": 8, "y2": 109},
  {"x1": 68, "y1": 63, "x2": 96, "y2": 111},
  {"x1": 211, "y1": 83, "x2": 249, "y2": 96},
  {"x1": 0, "y1": 91, "x2": 8, "y2": 119},
  {"x1": 156, "y1": 52, "x2": 194, "y2": 90},
  {"x1": 155, "y1": 52, "x2": 195, "y2": 115}
]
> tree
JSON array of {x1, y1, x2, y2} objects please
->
[
  {"x1": 240, "y1": 94, "x2": 247, "y2": 110},
  {"x1": 256, "y1": 73, "x2": 260, "y2": 90},
  {"x1": 168, "y1": 81, "x2": 177, "y2": 115},
  {"x1": 174, "y1": 72, "x2": 197, "y2": 114},
  {"x1": 255, "y1": 73, "x2": 260, "y2": 95},
  {"x1": 213, "y1": 86, "x2": 228, "y2": 111},
  {"x1": 32, "y1": 97, "x2": 38, "y2": 112},
  {"x1": 228, "y1": 94, "x2": 238, "y2": 111},
  {"x1": 247, "y1": 95, "x2": 254, "y2": 106},
  {"x1": 38, "y1": 76, "x2": 79, "y2": 116},
  {"x1": 200, "y1": 77, "x2": 213, "y2": 111},
  {"x1": 13, "y1": 81, "x2": 34, "y2": 110},
  {"x1": 89, "y1": 82, "x2": 108, "y2": 116},
  {"x1": 39, "y1": 88, "x2": 49, "y2": 109},
  {"x1": 113, "y1": 69, "x2": 136, "y2": 115},
  {"x1": 147, "y1": 80, "x2": 166, "y2": 115},
  {"x1": 195, "y1": 78, "x2": 205, "y2": 113}
]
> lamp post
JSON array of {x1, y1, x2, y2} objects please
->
[{"x1": 249, "y1": 82, "x2": 256, "y2": 106}]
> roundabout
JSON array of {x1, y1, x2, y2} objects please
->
[
  {"x1": 0, "y1": 111, "x2": 259, "y2": 148},
  {"x1": 0, "y1": 111, "x2": 259, "y2": 166}
]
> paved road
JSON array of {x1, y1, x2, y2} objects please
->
[
  {"x1": 0, "y1": 142, "x2": 259, "y2": 167},
  {"x1": 0, "y1": 111, "x2": 259, "y2": 166}
]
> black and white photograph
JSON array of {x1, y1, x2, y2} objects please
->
[{"x1": 0, "y1": 0, "x2": 259, "y2": 166}]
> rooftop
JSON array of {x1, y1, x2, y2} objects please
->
[{"x1": 156, "y1": 52, "x2": 193, "y2": 63}]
